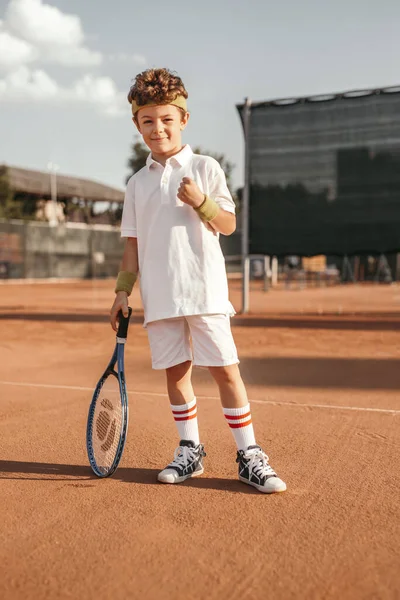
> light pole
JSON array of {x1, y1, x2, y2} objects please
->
[
  {"x1": 47, "y1": 161, "x2": 60, "y2": 226},
  {"x1": 241, "y1": 97, "x2": 251, "y2": 313}
]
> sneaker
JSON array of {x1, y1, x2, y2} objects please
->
[
  {"x1": 157, "y1": 440, "x2": 206, "y2": 484},
  {"x1": 237, "y1": 445, "x2": 287, "y2": 494}
]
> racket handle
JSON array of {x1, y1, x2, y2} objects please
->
[{"x1": 117, "y1": 307, "x2": 132, "y2": 339}]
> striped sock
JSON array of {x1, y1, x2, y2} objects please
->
[
  {"x1": 170, "y1": 398, "x2": 200, "y2": 445},
  {"x1": 223, "y1": 404, "x2": 256, "y2": 450}
]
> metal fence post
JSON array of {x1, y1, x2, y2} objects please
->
[
  {"x1": 263, "y1": 255, "x2": 270, "y2": 291},
  {"x1": 241, "y1": 97, "x2": 251, "y2": 313}
]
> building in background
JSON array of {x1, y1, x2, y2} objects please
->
[{"x1": 0, "y1": 164, "x2": 124, "y2": 225}]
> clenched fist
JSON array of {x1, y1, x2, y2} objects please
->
[{"x1": 177, "y1": 177, "x2": 204, "y2": 208}]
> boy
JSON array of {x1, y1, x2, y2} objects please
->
[{"x1": 110, "y1": 68, "x2": 286, "y2": 494}]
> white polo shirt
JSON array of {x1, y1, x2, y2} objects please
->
[{"x1": 121, "y1": 145, "x2": 236, "y2": 326}]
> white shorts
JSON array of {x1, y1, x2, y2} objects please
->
[{"x1": 146, "y1": 314, "x2": 239, "y2": 370}]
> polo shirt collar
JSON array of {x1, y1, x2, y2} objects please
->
[
  {"x1": 171, "y1": 144, "x2": 193, "y2": 167},
  {"x1": 146, "y1": 144, "x2": 193, "y2": 170}
]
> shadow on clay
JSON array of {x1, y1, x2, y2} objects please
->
[
  {"x1": 0, "y1": 311, "x2": 400, "y2": 332},
  {"x1": 0, "y1": 460, "x2": 259, "y2": 493}
]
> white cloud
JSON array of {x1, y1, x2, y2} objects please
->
[
  {"x1": 0, "y1": 30, "x2": 37, "y2": 70},
  {"x1": 4, "y1": 0, "x2": 102, "y2": 67},
  {"x1": 0, "y1": 66, "x2": 127, "y2": 116},
  {"x1": 0, "y1": 1, "x2": 135, "y2": 117},
  {"x1": 71, "y1": 74, "x2": 126, "y2": 116},
  {"x1": 108, "y1": 52, "x2": 147, "y2": 66},
  {"x1": 0, "y1": 65, "x2": 58, "y2": 100},
  {"x1": 6, "y1": 0, "x2": 83, "y2": 46},
  {"x1": 45, "y1": 45, "x2": 102, "y2": 68}
]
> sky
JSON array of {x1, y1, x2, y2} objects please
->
[{"x1": 1, "y1": 0, "x2": 400, "y2": 191}]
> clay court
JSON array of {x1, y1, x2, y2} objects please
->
[{"x1": 0, "y1": 280, "x2": 399, "y2": 600}]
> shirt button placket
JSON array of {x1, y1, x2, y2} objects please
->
[{"x1": 161, "y1": 164, "x2": 171, "y2": 204}]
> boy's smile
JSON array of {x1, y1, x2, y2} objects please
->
[{"x1": 135, "y1": 104, "x2": 189, "y2": 165}]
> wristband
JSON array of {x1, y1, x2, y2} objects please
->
[
  {"x1": 115, "y1": 271, "x2": 137, "y2": 296},
  {"x1": 194, "y1": 195, "x2": 220, "y2": 222}
]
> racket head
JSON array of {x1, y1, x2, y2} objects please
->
[{"x1": 86, "y1": 366, "x2": 128, "y2": 477}]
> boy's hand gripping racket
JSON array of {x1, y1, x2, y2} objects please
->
[{"x1": 86, "y1": 308, "x2": 132, "y2": 477}]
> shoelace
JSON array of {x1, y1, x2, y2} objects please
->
[
  {"x1": 244, "y1": 449, "x2": 276, "y2": 480},
  {"x1": 168, "y1": 445, "x2": 196, "y2": 469}
]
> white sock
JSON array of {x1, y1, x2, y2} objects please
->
[
  {"x1": 170, "y1": 398, "x2": 200, "y2": 445},
  {"x1": 223, "y1": 404, "x2": 256, "y2": 450}
]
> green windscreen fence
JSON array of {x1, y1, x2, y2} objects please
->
[{"x1": 237, "y1": 88, "x2": 400, "y2": 256}]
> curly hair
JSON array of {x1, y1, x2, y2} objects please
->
[{"x1": 127, "y1": 68, "x2": 188, "y2": 109}]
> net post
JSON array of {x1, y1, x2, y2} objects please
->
[
  {"x1": 263, "y1": 255, "x2": 270, "y2": 292},
  {"x1": 241, "y1": 97, "x2": 251, "y2": 313},
  {"x1": 271, "y1": 256, "x2": 278, "y2": 287}
]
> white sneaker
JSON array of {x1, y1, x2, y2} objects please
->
[
  {"x1": 236, "y1": 445, "x2": 287, "y2": 494},
  {"x1": 157, "y1": 440, "x2": 206, "y2": 484}
]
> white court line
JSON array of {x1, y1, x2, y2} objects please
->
[{"x1": 0, "y1": 380, "x2": 399, "y2": 415}]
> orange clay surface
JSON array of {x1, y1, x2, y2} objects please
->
[{"x1": 0, "y1": 280, "x2": 399, "y2": 600}]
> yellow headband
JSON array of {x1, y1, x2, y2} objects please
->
[{"x1": 130, "y1": 95, "x2": 187, "y2": 116}]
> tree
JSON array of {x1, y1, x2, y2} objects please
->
[
  {"x1": 0, "y1": 166, "x2": 23, "y2": 219},
  {"x1": 192, "y1": 146, "x2": 235, "y2": 199},
  {"x1": 126, "y1": 140, "x2": 238, "y2": 206},
  {"x1": 126, "y1": 138, "x2": 149, "y2": 183}
]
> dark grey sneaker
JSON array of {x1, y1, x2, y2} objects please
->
[
  {"x1": 237, "y1": 445, "x2": 286, "y2": 494},
  {"x1": 157, "y1": 440, "x2": 206, "y2": 484}
]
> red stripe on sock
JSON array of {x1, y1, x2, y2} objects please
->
[
  {"x1": 224, "y1": 411, "x2": 251, "y2": 421},
  {"x1": 229, "y1": 418, "x2": 252, "y2": 429},
  {"x1": 174, "y1": 411, "x2": 197, "y2": 422},
  {"x1": 172, "y1": 405, "x2": 197, "y2": 416}
]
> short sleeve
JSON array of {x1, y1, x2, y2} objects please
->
[
  {"x1": 121, "y1": 176, "x2": 137, "y2": 238},
  {"x1": 209, "y1": 165, "x2": 236, "y2": 215}
]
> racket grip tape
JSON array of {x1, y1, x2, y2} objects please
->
[{"x1": 117, "y1": 307, "x2": 132, "y2": 339}]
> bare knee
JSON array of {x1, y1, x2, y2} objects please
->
[
  {"x1": 166, "y1": 360, "x2": 192, "y2": 384},
  {"x1": 209, "y1": 363, "x2": 241, "y2": 386}
]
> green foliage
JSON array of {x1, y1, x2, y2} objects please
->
[
  {"x1": 193, "y1": 146, "x2": 240, "y2": 209},
  {"x1": 126, "y1": 138, "x2": 149, "y2": 182},
  {"x1": 192, "y1": 146, "x2": 236, "y2": 199},
  {"x1": 14, "y1": 192, "x2": 41, "y2": 219},
  {"x1": 0, "y1": 167, "x2": 22, "y2": 219},
  {"x1": 235, "y1": 186, "x2": 243, "y2": 214},
  {"x1": 0, "y1": 167, "x2": 40, "y2": 220}
]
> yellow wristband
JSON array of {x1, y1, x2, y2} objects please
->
[
  {"x1": 194, "y1": 195, "x2": 220, "y2": 222},
  {"x1": 115, "y1": 271, "x2": 137, "y2": 296}
]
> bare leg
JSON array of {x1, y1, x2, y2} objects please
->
[
  {"x1": 166, "y1": 360, "x2": 194, "y2": 405},
  {"x1": 158, "y1": 361, "x2": 204, "y2": 483},
  {"x1": 209, "y1": 364, "x2": 286, "y2": 493},
  {"x1": 209, "y1": 363, "x2": 255, "y2": 449},
  {"x1": 163, "y1": 359, "x2": 201, "y2": 451},
  {"x1": 208, "y1": 363, "x2": 248, "y2": 409}
]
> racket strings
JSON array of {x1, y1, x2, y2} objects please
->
[{"x1": 91, "y1": 377, "x2": 123, "y2": 473}]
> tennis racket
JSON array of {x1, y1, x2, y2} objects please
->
[{"x1": 87, "y1": 307, "x2": 132, "y2": 477}]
